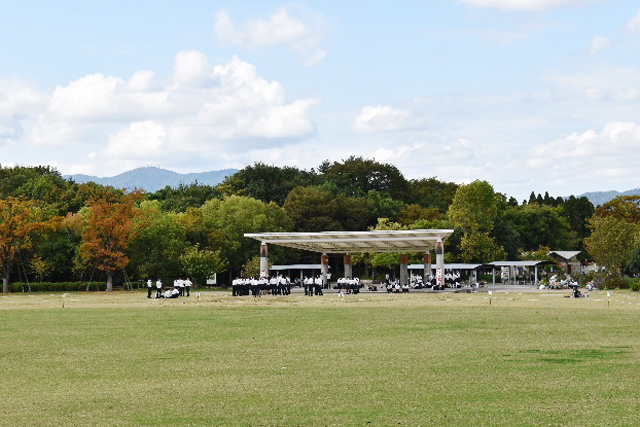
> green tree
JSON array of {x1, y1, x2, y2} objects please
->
[
  {"x1": 321, "y1": 156, "x2": 410, "y2": 200},
  {"x1": 147, "y1": 183, "x2": 221, "y2": 212},
  {"x1": 448, "y1": 180, "x2": 504, "y2": 262},
  {"x1": 408, "y1": 177, "x2": 459, "y2": 213},
  {"x1": 561, "y1": 195, "x2": 594, "y2": 242},
  {"x1": 0, "y1": 164, "x2": 80, "y2": 214},
  {"x1": 180, "y1": 244, "x2": 228, "y2": 286},
  {"x1": 584, "y1": 216, "x2": 639, "y2": 276},
  {"x1": 365, "y1": 190, "x2": 405, "y2": 223},
  {"x1": 127, "y1": 201, "x2": 188, "y2": 281},
  {"x1": 501, "y1": 204, "x2": 576, "y2": 251},
  {"x1": 201, "y1": 195, "x2": 292, "y2": 276},
  {"x1": 283, "y1": 187, "x2": 341, "y2": 232},
  {"x1": 218, "y1": 162, "x2": 318, "y2": 206},
  {"x1": 30, "y1": 255, "x2": 52, "y2": 282},
  {"x1": 334, "y1": 194, "x2": 374, "y2": 230},
  {"x1": 398, "y1": 204, "x2": 441, "y2": 226},
  {"x1": 173, "y1": 207, "x2": 210, "y2": 248}
]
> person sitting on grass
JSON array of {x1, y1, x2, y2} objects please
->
[
  {"x1": 168, "y1": 287, "x2": 180, "y2": 298},
  {"x1": 163, "y1": 288, "x2": 171, "y2": 298}
]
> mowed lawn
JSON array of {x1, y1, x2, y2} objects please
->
[{"x1": 1, "y1": 291, "x2": 640, "y2": 426}]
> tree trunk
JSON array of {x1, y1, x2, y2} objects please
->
[
  {"x1": 106, "y1": 270, "x2": 113, "y2": 292},
  {"x1": 2, "y1": 259, "x2": 9, "y2": 293}
]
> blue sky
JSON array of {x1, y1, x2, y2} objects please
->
[{"x1": 1, "y1": 0, "x2": 640, "y2": 201}]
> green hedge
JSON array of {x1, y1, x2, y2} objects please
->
[
  {"x1": 627, "y1": 278, "x2": 640, "y2": 292},
  {"x1": 8, "y1": 282, "x2": 108, "y2": 292},
  {"x1": 6, "y1": 282, "x2": 211, "y2": 292}
]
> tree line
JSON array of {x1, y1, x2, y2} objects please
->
[{"x1": 3, "y1": 157, "x2": 635, "y2": 292}]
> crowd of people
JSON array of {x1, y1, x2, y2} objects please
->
[
  {"x1": 334, "y1": 277, "x2": 361, "y2": 294},
  {"x1": 231, "y1": 275, "x2": 292, "y2": 297},
  {"x1": 303, "y1": 276, "x2": 324, "y2": 296},
  {"x1": 147, "y1": 277, "x2": 192, "y2": 299},
  {"x1": 230, "y1": 274, "x2": 366, "y2": 297}
]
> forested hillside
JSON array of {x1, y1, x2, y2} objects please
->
[{"x1": 2, "y1": 158, "x2": 637, "y2": 292}]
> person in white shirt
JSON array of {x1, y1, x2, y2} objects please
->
[
  {"x1": 314, "y1": 275, "x2": 323, "y2": 296},
  {"x1": 184, "y1": 277, "x2": 192, "y2": 297},
  {"x1": 155, "y1": 279, "x2": 162, "y2": 298},
  {"x1": 147, "y1": 279, "x2": 153, "y2": 298},
  {"x1": 164, "y1": 288, "x2": 171, "y2": 298}
]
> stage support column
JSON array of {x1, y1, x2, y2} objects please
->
[
  {"x1": 321, "y1": 253, "x2": 329, "y2": 287},
  {"x1": 423, "y1": 253, "x2": 432, "y2": 284},
  {"x1": 260, "y1": 243, "x2": 269, "y2": 278},
  {"x1": 344, "y1": 254, "x2": 353, "y2": 279},
  {"x1": 399, "y1": 254, "x2": 408, "y2": 286},
  {"x1": 436, "y1": 239, "x2": 445, "y2": 288}
]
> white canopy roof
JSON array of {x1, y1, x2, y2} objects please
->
[
  {"x1": 244, "y1": 229, "x2": 454, "y2": 254},
  {"x1": 270, "y1": 264, "x2": 325, "y2": 271},
  {"x1": 489, "y1": 260, "x2": 550, "y2": 267},
  {"x1": 408, "y1": 263, "x2": 485, "y2": 270}
]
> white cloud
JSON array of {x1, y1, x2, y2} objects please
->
[
  {"x1": 213, "y1": 10, "x2": 245, "y2": 45},
  {"x1": 627, "y1": 9, "x2": 640, "y2": 33},
  {"x1": 352, "y1": 105, "x2": 413, "y2": 133},
  {"x1": 214, "y1": 7, "x2": 325, "y2": 65},
  {"x1": 461, "y1": 0, "x2": 597, "y2": 11},
  {"x1": 0, "y1": 78, "x2": 47, "y2": 119},
  {"x1": 303, "y1": 49, "x2": 327, "y2": 67},
  {"x1": 371, "y1": 143, "x2": 426, "y2": 163},
  {"x1": 172, "y1": 50, "x2": 212, "y2": 86},
  {"x1": 545, "y1": 66, "x2": 640, "y2": 103},
  {"x1": 588, "y1": 36, "x2": 610, "y2": 55},
  {"x1": 528, "y1": 122, "x2": 640, "y2": 182},
  {"x1": 104, "y1": 121, "x2": 166, "y2": 159},
  {"x1": 1, "y1": 52, "x2": 317, "y2": 176}
]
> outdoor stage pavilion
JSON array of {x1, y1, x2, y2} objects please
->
[{"x1": 244, "y1": 229, "x2": 454, "y2": 287}]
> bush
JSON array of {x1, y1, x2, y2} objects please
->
[
  {"x1": 9, "y1": 282, "x2": 108, "y2": 292},
  {"x1": 628, "y1": 278, "x2": 640, "y2": 292},
  {"x1": 602, "y1": 272, "x2": 626, "y2": 290}
]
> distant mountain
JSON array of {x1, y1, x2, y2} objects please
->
[
  {"x1": 577, "y1": 188, "x2": 640, "y2": 207},
  {"x1": 64, "y1": 167, "x2": 238, "y2": 192}
]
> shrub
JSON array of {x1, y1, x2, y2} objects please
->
[
  {"x1": 9, "y1": 282, "x2": 108, "y2": 292},
  {"x1": 602, "y1": 272, "x2": 626, "y2": 289},
  {"x1": 628, "y1": 278, "x2": 640, "y2": 292}
]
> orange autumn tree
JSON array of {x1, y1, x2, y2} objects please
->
[
  {"x1": 78, "y1": 189, "x2": 144, "y2": 291},
  {"x1": 0, "y1": 197, "x2": 57, "y2": 293}
]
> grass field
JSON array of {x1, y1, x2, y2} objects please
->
[{"x1": 2, "y1": 289, "x2": 640, "y2": 426}]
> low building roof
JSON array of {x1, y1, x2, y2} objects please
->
[
  {"x1": 548, "y1": 251, "x2": 581, "y2": 261},
  {"x1": 244, "y1": 229, "x2": 454, "y2": 254}
]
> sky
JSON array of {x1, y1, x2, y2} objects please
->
[{"x1": 1, "y1": 0, "x2": 640, "y2": 201}]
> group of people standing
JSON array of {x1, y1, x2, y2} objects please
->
[
  {"x1": 334, "y1": 277, "x2": 361, "y2": 294},
  {"x1": 147, "y1": 277, "x2": 193, "y2": 299},
  {"x1": 303, "y1": 276, "x2": 325, "y2": 296},
  {"x1": 232, "y1": 275, "x2": 292, "y2": 297}
]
